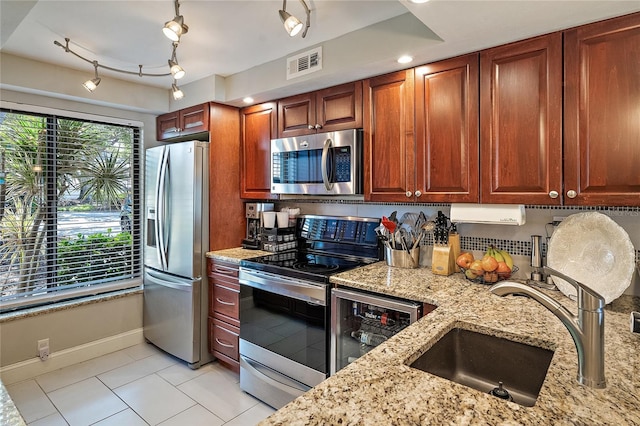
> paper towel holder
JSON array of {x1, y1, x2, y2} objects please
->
[{"x1": 449, "y1": 204, "x2": 526, "y2": 226}]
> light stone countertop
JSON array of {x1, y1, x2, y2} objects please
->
[
  {"x1": 258, "y1": 261, "x2": 640, "y2": 426},
  {"x1": 205, "y1": 247, "x2": 270, "y2": 264}
]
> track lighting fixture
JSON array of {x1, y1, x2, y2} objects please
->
[
  {"x1": 172, "y1": 81, "x2": 184, "y2": 100},
  {"x1": 279, "y1": 0, "x2": 311, "y2": 38},
  {"x1": 54, "y1": 0, "x2": 189, "y2": 99},
  {"x1": 168, "y1": 42, "x2": 185, "y2": 79},
  {"x1": 163, "y1": 0, "x2": 189, "y2": 42},
  {"x1": 83, "y1": 61, "x2": 101, "y2": 92}
]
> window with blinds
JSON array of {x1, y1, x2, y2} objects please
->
[{"x1": 0, "y1": 109, "x2": 142, "y2": 312}]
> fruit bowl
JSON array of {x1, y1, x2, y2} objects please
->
[{"x1": 460, "y1": 265, "x2": 519, "y2": 285}]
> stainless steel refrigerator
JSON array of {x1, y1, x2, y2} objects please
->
[{"x1": 143, "y1": 140, "x2": 212, "y2": 369}]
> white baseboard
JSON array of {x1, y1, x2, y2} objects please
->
[{"x1": 0, "y1": 328, "x2": 144, "y2": 385}]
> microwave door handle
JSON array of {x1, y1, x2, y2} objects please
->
[{"x1": 321, "y1": 137, "x2": 334, "y2": 191}]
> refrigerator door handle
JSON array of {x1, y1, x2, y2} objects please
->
[
  {"x1": 145, "y1": 269, "x2": 200, "y2": 292},
  {"x1": 156, "y1": 147, "x2": 169, "y2": 270}
]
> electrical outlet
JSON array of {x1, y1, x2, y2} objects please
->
[
  {"x1": 552, "y1": 216, "x2": 567, "y2": 226},
  {"x1": 37, "y1": 338, "x2": 49, "y2": 361}
]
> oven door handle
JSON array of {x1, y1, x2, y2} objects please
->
[{"x1": 239, "y1": 269, "x2": 327, "y2": 306}]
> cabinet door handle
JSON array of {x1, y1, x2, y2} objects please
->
[
  {"x1": 315, "y1": 124, "x2": 322, "y2": 129},
  {"x1": 566, "y1": 190, "x2": 577, "y2": 199},
  {"x1": 308, "y1": 125, "x2": 315, "y2": 130},
  {"x1": 415, "y1": 190, "x2": 422, "y2": 198},
  {"x1": 549, "y1": 190, "x2": 559, "y2": 199},
  {"x1": 213, "y1": 267, "x2": 235, "y2": 276},
  {"x1": 216, "y1": 297, "x2": 236, "y2": 306},
  {"x1": 405, "y1": 191, "x2": 413, "y2": 198},
  {"x1": 215, "y1": 338, "x2": 235, "y2": 348}
]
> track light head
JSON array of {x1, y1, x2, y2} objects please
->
[
  {"x1": 163, "y1": 15, "x2": 188, "y2": 41},
  {"x1": 278, "y1": 0, "x2": 310, "y2": 38},
  {"x1": 279, "y1": 10, "x2": 303, "y2": 37},
  {"x1": 172, "y1": 82, "x2": 184, "y2": 100},
  {"x1": 83, "y1": 61, "x2": 101, "y2": 92},
  {"x1": 83, "y1": 77, "x2": 101, "y2": 92},
  {"x1": 169, "y1": 60, "x2": 185, "y2": 79}
]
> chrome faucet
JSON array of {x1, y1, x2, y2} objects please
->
[{"x1": 490, "y1": 266, "x2": 606, "y2": 389}]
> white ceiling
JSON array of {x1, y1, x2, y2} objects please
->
[{"x1": 2, "y1": 1, "x2": 640, "y2": 103}]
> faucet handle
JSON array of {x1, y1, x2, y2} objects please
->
[{"x1": 543, "y1": 266, "x2": 605, "y2": 309}]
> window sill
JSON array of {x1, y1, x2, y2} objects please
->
[{"x1": 0, "y1": 286, "x2": 142, "y2": 324}]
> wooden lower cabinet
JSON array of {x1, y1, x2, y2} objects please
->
[
  {"x1": 208, "y1": 317, "x2": 240, "y2": 372},
  {"x1": 207, "y1": 258, "x2": 240, "y2": 373}
]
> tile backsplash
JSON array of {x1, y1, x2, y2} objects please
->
[{"x1": 276, "y1": 200, "x2": 640, "y2": 297}]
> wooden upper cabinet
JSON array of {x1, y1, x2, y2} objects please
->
[
  {"x1": 208, "y1": 103, "x2": 244, "y2": 251},
  {"x1": 240, "y1": 102, "x2": 278, "y2": 200},
  {"x1": 156, "y1": 103, "x2": 210, "y2": 140},
  {"x1": 277, "y1": 81, "x2": 363, "y2": 138},
  {"x1": 479, "y1": 33, "x2": 563, "y2": 205},
  {"x1": 415, "y1": 53, "x2": 480, "y2": 203},
  {"x1": 564, "y1": 12, "x2": 640, "y2": 206},
  {"x1": 363, "y1": 69, "x2": 415, "y2": 202}
]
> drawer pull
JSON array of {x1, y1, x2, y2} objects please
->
[
  {"x1": 213, "y1": 267, "x2": 236, "y2": 275},
  {"x1": 216, "y1": 297, "x2": 236, "y2": 306},
  {"x1": 215, "y1": 338, "x2": 235, "y2": 348}
]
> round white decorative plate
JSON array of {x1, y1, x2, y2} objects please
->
[{"x1": 546, "y1": 212, "x2": 635, "y2": 304}]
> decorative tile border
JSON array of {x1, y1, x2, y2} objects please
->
[{"x1": 421, "y1": 236, "x2": 640, "y2": 265}]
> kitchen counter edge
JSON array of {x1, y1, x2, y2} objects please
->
[{"x1": 261, "y1": 261, "x2": 640, "y2": 425}]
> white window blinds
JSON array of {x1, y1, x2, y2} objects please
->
[{"x1": 0, "y1": 109, "x2": 142, "y2": 312}]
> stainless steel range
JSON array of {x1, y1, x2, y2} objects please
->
[{"x1": 238, "y1": 215, "x2": 381, "y2": 409}]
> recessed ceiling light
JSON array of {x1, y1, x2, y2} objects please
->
[
  {"x1": 409, "y1": 0, "x2": 430, "y2": 4},
  {"x1": 243, "y1": 97, "x2": 254, "y2": 104},
  {"x1": 397, "y1": 55, "x2": 414, "y2": 64}
]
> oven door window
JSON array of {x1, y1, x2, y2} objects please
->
[{"x1": 240, "y1": 286, "x2": 327, "y2": 374}]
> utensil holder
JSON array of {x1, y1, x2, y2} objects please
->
[{"x1": 385, "y1": 246, "x2": 420, "y2": 268}]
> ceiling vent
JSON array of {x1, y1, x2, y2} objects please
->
[{"x1": 286, "y1": 46, "x2": 322, "y2": 80}]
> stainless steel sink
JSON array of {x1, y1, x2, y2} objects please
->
[{"x1": 410, "y1": 328, "x2": 554, "y2": 407}]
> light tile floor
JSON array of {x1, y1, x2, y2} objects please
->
[{"x1": 6, "y1": 343, "x2": 276, "y2": 425}]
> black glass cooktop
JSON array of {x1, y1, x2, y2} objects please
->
[
  {"x1": 240, "y1": 215, "x2": 382, "y2": 284},
  {"x1": 240, "y1": 251, "x2": 367, "y2": 283}
]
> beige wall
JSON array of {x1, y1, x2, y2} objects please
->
[{"x1": 0, "y1": 293, "x2": 142, "y2": 367}]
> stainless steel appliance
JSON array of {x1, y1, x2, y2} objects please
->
[
  {"x1": 238, "y1": 215, "x2": 381, "y2": 409},
  {"x1": 270, "y1": 129, "x2": 363, "y2": 195},
  {"x1": 330, "y1": 288, "x2": 423, "y2": 375},
  {"x1": 241, "y1": 202, "x2": 273, "y2": 249},
  {"x1": 143, "y1": 141, "x2": 212, "y2": 369}
]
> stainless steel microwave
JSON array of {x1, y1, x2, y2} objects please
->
[{"x1": 270, "y1": 129, "x2": 363, "y2": 195}]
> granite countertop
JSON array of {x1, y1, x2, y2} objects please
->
[
  {"x1": 205, "y1": 247, "x2": 270, "y2": 263},
  {"x1": 261, "y1": 262, "x2": 640, "y2": 425}
]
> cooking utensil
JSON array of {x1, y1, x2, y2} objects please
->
[{"x1": 382, "y1": 216, "x2": 397, "y2": 248}]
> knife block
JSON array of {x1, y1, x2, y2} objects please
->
[{"x1": 432, "y1": 245, "x2": 454, "y2": 276}]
